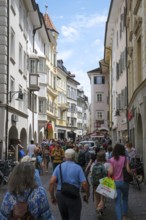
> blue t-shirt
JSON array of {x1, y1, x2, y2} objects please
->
[{"x1": 52, "y1": 161, "x2": 86, "y2": 190}]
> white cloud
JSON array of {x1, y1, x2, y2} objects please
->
[
  {"x1": 73, "y1": 13, "x2": 107, "y2": 29},
  {"x1": 61, "y1": 26, "x2": 79, "y2": 41},
  {"x1": 60, "y1": 12, "x2": 107, "y2": 42}
]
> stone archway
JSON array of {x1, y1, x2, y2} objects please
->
[
  {"x1": 136, "y1": 113, "x2": 143, "y2": 159},
  {"x1": 20, "y1": 128, "x2": 27, "y2": 151},
  {"x1": 9, "y1": 126, "x2": 18, "y2": 147}
]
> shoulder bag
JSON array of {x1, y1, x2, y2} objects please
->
[
  {"x1": 59, "y1": 164, "x2": 79, "y2": 199},
  {"x1": 123, "y1": 157, "x2": 133, "y2": 183}
]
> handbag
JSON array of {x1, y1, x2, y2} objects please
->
[
  {"x1": 19, "y1": 149, "x2": 25, "y2": 158},
  {"x1": 96, "y1": 177, "x2": 117, "y2": 199},
  {"x1": 59, "y1": 164, "x2": 79, "y2": 199},
  {"x1": 123, "y1": 157, "x2": 133, "y2": 183}
]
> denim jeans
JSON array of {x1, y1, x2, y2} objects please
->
[{"x1": 115, "y1": 180, "x2": 129, "y2": 220}]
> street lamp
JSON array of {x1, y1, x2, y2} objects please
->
[{"x1": 9, "y1": 91, "x2": 23, "y2": 103}]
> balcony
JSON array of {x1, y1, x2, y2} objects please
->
[
  {"x1": 58, "y1": 103, "x2": 69, "y2": 112},
  {"x1": 47, "y1": 103, "x2": 58, "y2": 118},
  {"x1": 47, "y1": 86, "x2": 58, "y2": 98}
]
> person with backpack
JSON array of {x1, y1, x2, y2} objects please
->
[
  {"x1": 91, "y1": 151, "x2": 107, "y2": 216},
  {"x1": 78, "y1": 144, "x2": 91, "y2": 187},
  {"x1": 78, "y1": 144, "x2": 90, "y2": 170},
  {"x1": 0, "y1": 162, "x2": 55, "y2": 220}
]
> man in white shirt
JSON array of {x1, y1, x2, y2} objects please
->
[{"x1": 27, "y1": 140, "x2": 36, "y2": 157}]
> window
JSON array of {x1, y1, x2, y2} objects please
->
[
  {"x1": 10, "y1": 28, "x2": 15, "y2": 62},
  {"x1": 96, "y1": 111, "x2": 103, "y2": 120},
  {"x1": 19, "y1": 43, "x2": 23, "y2": 72},
  {"x1": 53, "y1": 76, "x2": 56, "y2": 89},
  {"x1": 39, "y1": 100, "x2": 45, "y2": 113},
  {"x1": 58, "y1": 108, "x2": 61, "y2": 119},
  {"x1": 94, "y1": 76, "x2": 105, "y2": 84},
  {"x1": 23, "y1": 10, "x2": 28, "y2": 39},
  {"x1": 19, "y1": 0, "x2": 23, "y2": 30},
  {"x1": 10, "y1": 77, "x2": 15, "y2": 92},
  {"x1": 23, "y1": 91, "x2": 27, "y2": 112},
  {"x1": 23, "y1": 52, "x2": 27, "y2": 76},
  {"x1": 57, "y1": 76, "x2": 61, "y2": 87},
  {"x1": 77, "y1": 112, "x2": 82, "y2": 119},
  {"x1": 58, "y1": 94, "x2": 61, "y2": 104},
  {"x1": 39, "y1": 58, "x2": 46, "y2": 72},
  {"x1": 30, "y1": 59, "x2": 37, "y2": 74},
  {"x1": 53, "y1": 53, "x2": 56, "y2": 66},
  {"x1": 67, "y1": 86, "x2": 70, "y2": 97},
  {"x1": 71, "y1": 104, "x2": 76, "y2": 113},
  {"x1": 11, "y1": 0, "x2": 16, "y2": 15},
  {"x1": 77, "y1": 123, "x2": 82, "y2": 129},
  {"x1": 96, "y1": 93, "x2": 103, "y2": 102}
]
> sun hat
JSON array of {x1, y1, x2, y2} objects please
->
[{"x1": 65, "y1": 149, "x2": 75, "y2": 159}]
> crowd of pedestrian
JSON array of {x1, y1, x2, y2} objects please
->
[{"x1": 0, "y1": 137, "x2": 138, "y2": 220}]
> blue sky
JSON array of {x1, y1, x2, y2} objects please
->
[{"x1": 36, "y1": 0, "x2": 111, "y2": 101}]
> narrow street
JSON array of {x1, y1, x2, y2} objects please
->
[{"x1": 0, "y1": 165, "x2": 146, "y2": 219}]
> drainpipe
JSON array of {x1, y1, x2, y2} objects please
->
[
  {"x1": 125, "y1": 0, "x2": 129, "y2": 142},
  {"x1": 32, "y1": 21, "x2": 42, "y2": 139},
  {"x1": 5, "y1": 0, "x2": 10, "y2": 160}
]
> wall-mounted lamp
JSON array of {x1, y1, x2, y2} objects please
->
[
  {"x1": 115, "y1": 109, "x2": 120, "y2": 116},
  {"x1": 114, "y1": 109, "x2": 127, "y2": 117},
  {"x1": 9, "y1": 91, "x2": 23, "y2": 103}
]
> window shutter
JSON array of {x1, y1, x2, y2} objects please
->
[
  {"x1": 94, "y1": 76, "x2": 96, "y2": 84},
  {"x1": 124, "y1": 87, "x2": 127, "y2": 106},
  {"x1": 116, "y1": 62, "x2": 119, "y2": 80},
  {"x1": 102, "y1": 76, "x2": 105, "y2": 84}
]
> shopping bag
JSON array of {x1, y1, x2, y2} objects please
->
[{"x1": 96, "y1": 177, "x2": 117, "y2": 199}]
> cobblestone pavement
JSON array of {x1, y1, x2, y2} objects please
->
[{"x1": 0, "y1": 166, "x2": 146, "y2": 220}]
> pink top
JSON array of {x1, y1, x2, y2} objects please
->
[{"x1": 109, "y1": 156, "x2": 128, "y2": 181}]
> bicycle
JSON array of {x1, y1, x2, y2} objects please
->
[
  {"x1": 129, "y1": 157, "x2": 144, "y2": 190},
  {"x1": 0, "y1": 159, "x2": 16, "y2": 185}
]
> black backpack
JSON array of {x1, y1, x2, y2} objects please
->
[{"x1": 78, "y1": 151, "x2": 86, "y2": 167}]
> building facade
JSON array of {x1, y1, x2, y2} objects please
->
[
  {"x1": 126, "y1": 0, "x2": 146, "y2": 179},
  {"x1": 104, "y1": 0, "x2": 146, "y2": 182},
  {"x1": 87, "y1": 65, "x2": 109, "y2": 137},
  {"x1": 55, "y1": 60, "x2": 69, "y2": 140},
  {"x1": 76, "y1": 88, "x2": 89, "y2": 140},
  {"x1": 104, "y1": 0, "x2": 128, "y2": 144}
]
